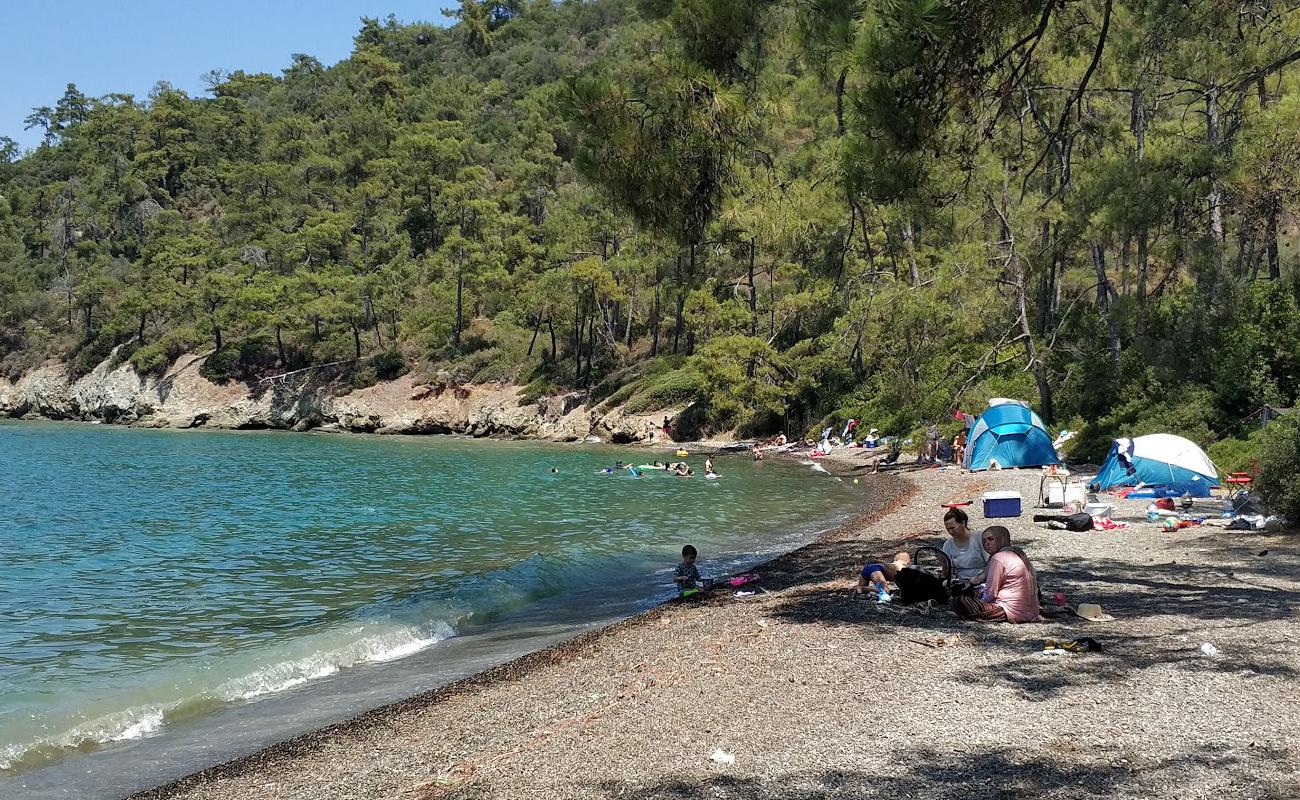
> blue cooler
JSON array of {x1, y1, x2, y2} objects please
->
[{"x1": 982, "y1": 490, "x2": 1022, "y2": 518}]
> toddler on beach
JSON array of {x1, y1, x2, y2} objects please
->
[
  {"x1": 674, "y1": 545, "x2": 701, "y2": 595},
  {"x1": 856, "y1": 551, "x2": 912, "y2": 602}
]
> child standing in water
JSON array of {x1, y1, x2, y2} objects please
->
[{"x1": 674, "y1": 545, "x2": 700, "y2": 595}]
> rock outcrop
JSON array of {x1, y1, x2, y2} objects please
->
[{"x1": 0, "y1": 353, "x2": 667, "y2": 443}]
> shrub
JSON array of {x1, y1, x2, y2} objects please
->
[
  {"x1": 199, "y1": 336, "x2": 278, "y2": 383},
  {"x1": 519, "y1": 377, "x2": 557, "y2": 405},
  {"x1": 200, "y1": 346, "x2": 241, "y2": 383},
  {"x1": 1070, "y1": 387, "x2": 1219, "y2": 464},
  {"x1": 1207, "y1": 430, "x2": 1265, "y2": 477},
  {"x1": 370, "y1": 350, "x2": 407, "y2": 381},
  {"x1": 1254, "y1": 419, "x2": 1300, "y2": 523},
  {"x1": 624, "y1": 368, "x2": 705, "y2": 414}
]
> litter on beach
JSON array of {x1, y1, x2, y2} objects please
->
[{"x1": 710, "y1": 748, "x2": 736, "y2": 765}]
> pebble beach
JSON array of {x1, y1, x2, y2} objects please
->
[{"x1": 130, "y1": 456, "x2": 1300, "y2": 800}]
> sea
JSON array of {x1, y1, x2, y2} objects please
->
[{"x1": 0, "y1": 420, "x2": 860, "y2": 799}]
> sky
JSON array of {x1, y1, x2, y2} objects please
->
[{"x1": 1, "y1": 1, "x2": 456, "y2": 151}]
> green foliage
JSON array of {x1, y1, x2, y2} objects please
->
[
  {"x1": 370, "y1": 350, "x2": 408, "y2": 381},
  {"x1": 199, "y1": 336, "x2": 277, "y2": 383},
  {"x1": 1069, "y1": 387, "x2": 1220, "y2": 464},
  {"x1": 1208, "y1": 430, "x2": 1266, "y2": 477},
  {"x1": 2, "y1": 0, "x2": 1300, "y2": 446},
  {"x1": 624, "y1": 367, "x2": 706, "y2": 413},
  {"x1": 1255, "y1": 419, "x2": 1300, "y2": 523}
]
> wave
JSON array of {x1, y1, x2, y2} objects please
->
[
  {"x1": 0, "y1": 705, "x2": 166, "y2": 772},
  {"x1": 0, "y1": 620, "x2": 455, "y2": 774}
]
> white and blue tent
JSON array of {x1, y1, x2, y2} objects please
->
[
  {"x1": 1091, "y1": 434, "x2": 1220, "y2": 497},
  {"x1": 963, "y1": 400, "x2": 1060, "y2": 471}
]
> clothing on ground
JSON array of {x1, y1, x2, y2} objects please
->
[{"x1": 952, "y1": 594, "x2": 1007, "y2": 622}]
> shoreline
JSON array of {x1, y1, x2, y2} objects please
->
[
  {"x1": 120, "y1": 468, "x2": 913, "y2": 800},
  {"x1": 102, "y1": 462, "x2": 1300, "y2": 800}
]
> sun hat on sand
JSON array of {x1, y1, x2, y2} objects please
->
[{"x1": 1075, "y1": 602, "x2": 1115, "y2": 621}]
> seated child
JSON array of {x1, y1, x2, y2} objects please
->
[
  {"x1": 856, "y1": 551, "x2": 912, "y2": 602},
  {"x1": 674, "y1": 545, "x2": 701, "y2": 595}
]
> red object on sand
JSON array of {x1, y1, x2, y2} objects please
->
[{"x1": 941, "y1": 501, "x2": 973, "y2": 508}]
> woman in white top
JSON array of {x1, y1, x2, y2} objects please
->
[{"x1": 941, "y1": 507, "x2": 989, "y2": 584}]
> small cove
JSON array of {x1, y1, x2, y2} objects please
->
[{"x1": 0, "y1": 421, "x2": 862, "y2": 798}]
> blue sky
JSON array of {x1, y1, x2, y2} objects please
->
[{"x1": 1, "y1": 1, "x2": 455, "y2": 151}]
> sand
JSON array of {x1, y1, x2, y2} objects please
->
[{"x1": 130, "y1": 457, "x2": 1300, "y2": 800}]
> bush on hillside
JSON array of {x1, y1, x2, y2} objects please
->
[
  {"x1": 624, "y1": 368, "x2": 705, "y2": 414},
  {"x1": 1069, "y1": 387, "x2": 1219, "y2": 464},
  {"x1": 1207, "y1": 430, "x2": 1266, "y2": 477},
  {"x1": 1254, "y1": 419, "x2": 1300, "y2": 523}
]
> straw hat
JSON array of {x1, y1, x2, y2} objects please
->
[{"x1": 1075, "y1": 602, "x2": 1115, "y2": 622}]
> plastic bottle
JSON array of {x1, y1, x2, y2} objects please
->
[{"x1": 1145, "y1": 503, "x2": 1160, "y2": 522}]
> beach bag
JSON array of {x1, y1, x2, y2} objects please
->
[
  {"x1": 1032, "y1": 512, "x2": 1093, "y2": 532},
  {"x1": 893, "y1": 546, "x2": 952, "y2": 605}
]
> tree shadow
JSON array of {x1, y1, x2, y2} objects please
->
[{"x1": 584, "y1": 743, "x2": 1295, "y2": 799}]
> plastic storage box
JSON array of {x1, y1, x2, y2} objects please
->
[{"x1": 982, "y1": 490, "x2": 1023, "y2": 518}]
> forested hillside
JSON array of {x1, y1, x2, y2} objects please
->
[{"x1": 3, "y1": 0, "x2": 1300, "y2": 474}]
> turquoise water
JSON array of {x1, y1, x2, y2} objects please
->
[{"x1": 0, "y1": 421, "x2": 858, "y2": 791}]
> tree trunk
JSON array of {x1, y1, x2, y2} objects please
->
[
  {"x1": 352, "y1": 323, "x2": 362, "y2": 359},
  {"x1": 276, "y1": 325, "x2": 287, "y2": 366},
  {"x1": 835, "y1": 68, "x2": 847, "y2": 137},
  {"x1": 1091, "y1": 242, "x2": 1121, "y2": 371},
  {"x1": 1012, "y1": 243, "x2": 1053, "y2": 423},
  {"x1": 573, "y1": 295, "x2": 584, "y2": 384},
  {"x1": 548, "y1": 318, "x2": 557, "y2": 362},
  {"x1": 902, "y1": 220, "x2": 921, "y2": 286},
  {"x1": 624, "y1": 276, "x2": 636, "y2": 350},
  {"x1": 650, "y1": 284, "x2": 660, "y2": 357},
  {"x1": 527, "y1": 312, "x2": 542, "y2": 357},
  {"x1": 672, "y1": 254, "x2": 684, "y2": 355},
  {"x1": 1266, "y1": 197, "x2": 1280, "y2": 280},
  {"x1": 748, "y1": 237, "x2": 758, "y2": 337},
  {"x1": 453, "y1": 250, "x2": 465, "y2": 347},
  {"x1": 1205, "y1": 85, "x2": 1224, "y2": 280},
  {"x1": 1133, "y1": 86, "x2": 1149, "y2": 345},
  {"x1": 584, "y1": 312, "x2": 596, "y2": 384}
]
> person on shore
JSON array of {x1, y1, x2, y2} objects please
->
[
  {"x1": 924, "y1": 423, "x2": 940, "y2": 463},
  {"x1": 674, "y1": 545, "x2": 700, "y2": 595},
  {"x1": 856, "y1": 550, "x2": 911, "y2": 601},
  {"x1": 663, "y1": 415, "x2": 671, "y2": 435},
  {"x1": 941, "y1": 507, "x2": 988, "y2": 585},
  {"x1": 952, "y1": 429, "x2": 967, "y2": 466},
  {"x1": 952, "y1": 526, "x2": 1042, "y2": 623}
]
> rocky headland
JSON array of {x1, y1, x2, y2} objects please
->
[{"x1": 0, "y1": 354, "x2": 664, "y2": 443}]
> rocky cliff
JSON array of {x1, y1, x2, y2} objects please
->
[{"x1": 0, "y1": 354, "x2": 667, "y2": 443}]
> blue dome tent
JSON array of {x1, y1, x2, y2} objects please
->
[
  {"x1": 963, "y1": 400, "x2": 1060, "y2": 471},
  {"x1": 1091, "y1": 434, "x2": 1220, "y2": 497}
]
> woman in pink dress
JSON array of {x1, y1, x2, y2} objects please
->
[{"x1": 952, "y1": 526, "x2": 1042, "y2": 623}]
